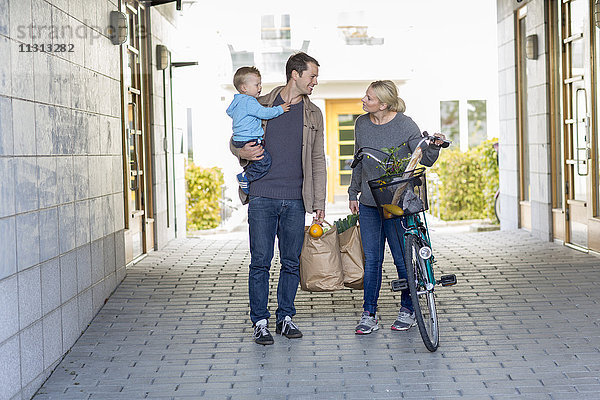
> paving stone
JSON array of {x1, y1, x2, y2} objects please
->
[{"x1": 33, "y1": 231, "x2": 600, "y2": 398}]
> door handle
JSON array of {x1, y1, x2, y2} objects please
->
[
  {"x1": 128, "y1": 102, "x2": 139, "y2": 191},
  {"x1": 574, "y1": 88, "x2": 589, "y2": 176}
]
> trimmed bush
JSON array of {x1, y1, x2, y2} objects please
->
[
  {"x1": 186, "y1": 163, "x2": 224, "y2": 230},
  {"x1": 428, "y1": 138, "x2": 498, "y2": 221}
]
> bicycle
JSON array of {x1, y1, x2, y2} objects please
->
[
  {"x1": 351, "y1": 133, "x2": 457, "y2": 352},
  {"x1": 493, "y1": 142, "x2": 500, "y2": 224}
]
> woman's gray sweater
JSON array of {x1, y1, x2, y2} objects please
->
[{"x1": 348, "y1": 112, "x2": 440, "y2": 207}]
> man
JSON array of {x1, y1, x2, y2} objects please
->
[{"x1": 230, "y1": 52, "x2": 326, "y2": 345}]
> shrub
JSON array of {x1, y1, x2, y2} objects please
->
[
  {"x1": 186, "y1": 163, "x2": 224, "y2": 230},
  {"x1": 428, "y1": 138, "x2": 498, "y2": 221}
]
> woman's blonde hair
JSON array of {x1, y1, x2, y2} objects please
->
[{"x1": 369, "y1": 80, "x2": 406, "y2": 113}]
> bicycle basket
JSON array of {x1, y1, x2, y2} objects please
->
[{"x1": 368, "y1": 167, "x2": 428, "y2": 219}]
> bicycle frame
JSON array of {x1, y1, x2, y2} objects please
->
[{"x1": 401, "y1": 212, "x2": 436, "y2": 286}]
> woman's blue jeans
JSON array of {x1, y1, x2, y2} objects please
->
[
  {"x1": 359, "y1": 203, "x2": 413, "y2": 315},
  {"x1": 247, "y1": 196, "x2": 305, "y2": 324}
]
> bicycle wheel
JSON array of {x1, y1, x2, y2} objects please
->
[{"x1": 404, "y1": 234, "x2": 439, "y2": 352}]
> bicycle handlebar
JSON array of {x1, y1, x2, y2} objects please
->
[
  {"x1": 351, "y1": 133, "x2": 451, "y2": 169},
  {"x1": 418, "y1": 132, "x2": 451, "y2": 149},
  {"x1": 350, "y1": 146, "x2": 390, "y2": 168},
  {"x1": 350, "y1": 157, "x2": 362, "y2": 169},
  {"x1": 437, "y1": 138, "x2": 451, "y2": 148}
]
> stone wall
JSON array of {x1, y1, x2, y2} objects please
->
[
  {"x1": 0, "y1": 0, "x2": 182, "y2": 398},
  {"x1": 496, "y1": 0, "x2": 552, "y2": 240}
]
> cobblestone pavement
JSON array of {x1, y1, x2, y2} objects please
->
[{"x1": 33, "y1": 230, "x2": 600, "y2": 399}]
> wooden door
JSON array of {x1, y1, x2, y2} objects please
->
[
  {"x1": 121, "y1": 0, "x2": 153, "y2": 262},
  {"x1": 325, "y1": 99, "x2": 364, "y2": 203}
]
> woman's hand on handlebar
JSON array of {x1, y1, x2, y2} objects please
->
[
  {"x1": 349, "y1": 200, "x2": 359, "y2": 215},
  {"x1": 239, "y1": 142, "x2": 264, "y2": 161},
  {"x1": 423, "y1": 131, "x2": 450, "y2": 148},
  {"x1": 431, "y1": 132, "x2": 447, "y2": 147}
]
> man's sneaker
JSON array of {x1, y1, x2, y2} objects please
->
[
  {"x1": 355, "y1": 311, "x2": 379, "y2": 335},
  {"x1": 276, "y1": 316, "x2": 302, "y2": 338},
  {"x1": 391, "y1": 307, "x2": 417, "y2": 331},
  {"x1": 237, "y1": 172, "x2": 249, "y2": 194},
  {"x1": 253, "y1": 319, "x2": 274, "y2": 345}
]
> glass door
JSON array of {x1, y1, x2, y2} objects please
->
[
  {"x1": 561, "y1": 0, "x2": 590, "y2": 249},
  {"x1": 325, "y1": 99, "x2": 363, "y2": 203},
  {"x1": 549, "y1": 0, "x2": 566, "y2": 241},
  {"x1": 589, "y1": 0, "x2": 600, "y2": 251},
  {"x1": 121, "y1": 0, "x2": 153, "y2": 262},
  {"x1": 516, "y1": 6, "x2": 531, "y2": 230}
]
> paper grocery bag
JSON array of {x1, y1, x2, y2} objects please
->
[
  {"x1": 338, "y1": 225, "x2": 365, "y2": 289},
  {"x1": 299, "y1": 225, "x2": 345, "y2": 292}
]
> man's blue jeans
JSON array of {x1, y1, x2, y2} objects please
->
[
  {"x1": 247, "y1": 196, "x2": 305, "y2": 324},
  {"x1": 359, "y1": 203, "x2": 413, "y2": 315}
]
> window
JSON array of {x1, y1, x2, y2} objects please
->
[
  {"x1": 440, "y1": 100, "x2": 460, "y2": 146},
  {"x1": 261, "y1": 14, "x2": 291, "y2": 46},
  {"x1": 517, "y1": 11, "x2": 530, "y2": 202},
  {"x1": 467, "y1": 100, "x2": 487, "y2": 147},
  {"x1": 337, "y1": 25, "x2": 384, "y2": 46},
  {"x1": 338, "y1": 114, "x2": 360, "y2": 186},
  {"x1": 260, "y1": 14, "x2": 292, "y2": 76}
]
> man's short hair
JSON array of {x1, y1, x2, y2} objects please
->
[
  {"x1": 233, "y1": 66, "x2": 261, "y2": 92},
  {"x1": 285, "y1": 52, "x2": 319, "y2": 82}
]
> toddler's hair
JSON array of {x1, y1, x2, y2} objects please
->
[{"x1": 233, "y1": 66, "x2": 261, "y2": 92}]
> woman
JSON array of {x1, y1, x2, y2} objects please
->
[{"x1": 349, "y1": 80, "x2": 445, "y2": 334}]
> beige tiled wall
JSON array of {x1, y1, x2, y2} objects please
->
[
  {"x1": 0, "y1": 1, "x2": 126, "y2": 398},
  {"x1": 497, "y1": 4, "x2": 520, "y2": 231},
  {"x1": 496, "y1": 0, "x2": 553, "y2": 240}
]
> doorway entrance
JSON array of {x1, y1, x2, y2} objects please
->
[
  {"x1": 121, "y1": 0, "x2": 154, "y2": 263},
  {"x1": 550, "y1": 0, "x2": 600, "y2": 251},
  {"x1": 325, "y1": 99, "x2": 364, "y2": 203},
  {"x1": 516, "y1": 6, "x2": 532, "y2": 230}
]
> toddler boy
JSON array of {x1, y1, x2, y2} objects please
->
[{"x1": 226, "y1": 66, "x2": 290, "y2": 194}]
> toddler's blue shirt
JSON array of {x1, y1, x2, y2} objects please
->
[{"x1": 226, "y1": 94, "x2": 284, "y2": 142}]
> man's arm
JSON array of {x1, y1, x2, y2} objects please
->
[
  {"x1": 311, "y1": 109, "x2": 327, "y2": 215},
  {"x1": 348, "y1": 120, "x2": 362, "y2": 215},
  {"x1": 229, "y1": 139, "x2": 265, "y2": 168}
]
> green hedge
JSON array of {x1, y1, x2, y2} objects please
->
[
  {"x1": 428, "y1": 138, "x2": 498, "y2": 221},
  {"x1": 186, "y1": 163, "x2": 224, "y2": 230}
]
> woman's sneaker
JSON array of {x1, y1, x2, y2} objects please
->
[
  {"x1": 253, "y1": 319, "x2": 274, "y2": 345},
  {"x1": 355, "y1": 311, "x2": 379, "y2": 335},
  {"x1": 391, "y1": 307, "x2": 416, "y2": 331}
]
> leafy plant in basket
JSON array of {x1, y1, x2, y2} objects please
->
[{"x1": 377, "y1": 145, "x2": 411, "y2": 177}]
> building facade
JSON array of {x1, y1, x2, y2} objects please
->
[
  {"x1": 183, "y1": 1, "x2": 500, "y2": 207},
  {"x1": 496, "y1": 0, "x2": 600, "y2": 252},
  {"x1": 0, "y1": 1, "x2": 187, "y2": 398}
]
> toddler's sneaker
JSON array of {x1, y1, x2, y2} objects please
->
[
  {"x1": 355, "y1": 311, "x2": 379, "y2": 335},
  {"x1": 391, "y1": 306, "x2": 416, "y2": 331},
  {"x1": 237, "y1": 172, "x2": 249, "y2": 194}
]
